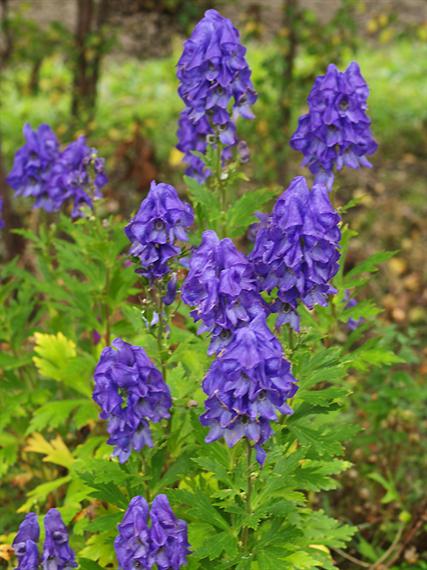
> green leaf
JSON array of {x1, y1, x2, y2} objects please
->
[
  {"x1": 169, "y1": 489, "x2": 230, "y2": 531},
  {"x1": 226, "y1": 188, "x2": 273, "y2": 238}
]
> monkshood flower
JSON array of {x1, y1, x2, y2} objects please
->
[
  {"x1": 7, "y1": 124, "x2": 61, "y2": 211},
  {"x1": 114, "y1": 496, "x2": 151, "y2": 570},
  {"x1": 53, "y1": 136, "x2": 108, "y2": 218},
  {"x1": 250, "y1": 176, "x2": 341, "y2": 331},
  {"x1": 93, "y1": 338, "x2": 172, "y2": 463},
  {"x1": 125, "y1": 181, "x2": 194, "y2": 280},
  {"x1": 115, "y1": 495, "x2": 189, "y2": 570},
  {"x1": 149, "y1": 495, "x2": 190, "y2": 570},
  {"x1": 176, "y1": 9, "x2": 256, "y2": 178},
  {"x1": 176, "y1": 109, "x2": 212, "y2": 182},
  {"x1": 201, "y1": 315, "x2": 298, "y2": 464},
  {"x1": 182, "y1": 230, "x2": 265, "y2": 355},
  {"x1": 42, "y1": 509, "x2": 77, "y2": 570},
  {"x1": 13, "y1": 512, "x2": 40, "y2": 569},
  {"x1": 290, "y1": 62, "x2": 377, "y2": 188}
]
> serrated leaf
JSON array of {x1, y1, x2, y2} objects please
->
[
  {"x1": 18, "y1": 476, "x2": 71, "y2": 512},
  {"x1": 24, "y1": 433, "x2": 74, "y2": 468},
  {"x1": 226, "y1": 188, "x2": 272, "y2": 238}
]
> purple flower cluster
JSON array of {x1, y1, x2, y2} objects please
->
[
  {"x1": 7, "y1": 124, "x2": 60, "y2": 211},
  {"x1": 181, "y1": 230, "x2": 264, "y2": 354},
  {"x1": 7, "y1": 124, "x2": 107, "y2": 217},
  {"x1": 201, "y1": 316, "x2": 298, "y2": 464},
  {"x1": 115, "y1": 494, "x2": 190, "y2": 570},
  {"x1": 12, "y1": 510, "x2": 76, "y2": 570},
  {"x1": 125, "y1": 181, "x2": 194, "y2": 280},
  {"x1": 93, "y1": 338, "x2": 172, "y2": 463},
  {"x1": 290, "y1": 62, "x2": 377, "y2": 188},
  {"x1": 176, "y1": 9, "x2": 257, "y2": 180},
  {"x1": 12, "y1": 512, "x2": 39, "y2": 570},
  {"x1": 52, "y1": 136, "x2": 108, "y2": 219},
  {"x1": 250, "y1": 176, "x2": 341, "y2": 331},
  {"x1": 42, "y1": 510, "x2": 77, "y2": 570}
]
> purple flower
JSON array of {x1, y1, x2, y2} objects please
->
[
  {"x1": 7, "y1": 124, "x2": 61, "y2": 211},
  {"x1": 7, "y1": 125, "x2": 107, "y2": 217},
  {"x1": 182, "y1": 230, "x2": 265, "y2": 354},
  {"x1": 149, "y1": 495, "x2": 190, "y2": 570},
  {"x1": 201, "y1": 315, "x2": 298, "y2": 464},
  {"x1": 114, "y1": 496, "x2": 151, "y2": 570},
  {"x1": 176, "y1": 9, "x2": 256, "y2": 179},
  {"x1": 52, "y1": 136, "x2": 108, "y2": 218},
  {"x1": 13, "y1": 513, "x2": 40, "y2": 569},
  {"x1": 42, "y1": 509, "x2": 77, "y2": 570},
  {"x1": 177, "y1": 109, "x2": 212, "y2": 182},
  {"x1": 250, "y1": 176, "x2": 341, "y2": 331},
  {"x1": 290, "y1": 62, "x2": 377, "y2": 187},
  {"x1": 125, "y1": 181, "x2": 194, "y2": 280},
  {"x1": 93, "y1": 338, "x2": 172, "y2": 463},
  {"x1": 115, "y1": 495, "x2": 189, "y2": 570}
]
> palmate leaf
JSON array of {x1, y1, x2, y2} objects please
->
[
  {"x1": 33, "y1": 332, "x2": 95, "y2": 396},
  {"x1": 33, "y1": 331, "x2": 76, "y2": 379},
  {"x1": 18, "y1": 476, "x2": 71, "y2": 513},
  {"x1": 27, "y1": 399, "x2": 98, "y2": 433},
  {"x1": 169, "y1": 489, "x2": 230, "y2": 531},
  {"x1": 225, "y1": 187, "x2": 273, "y2": 238},
  {"x1": 24, "y1": 433, "x2": 74, "y2": 468}
]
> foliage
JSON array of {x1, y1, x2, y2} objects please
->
[{"x1": 0, "y1": 5, "x2": 425, "y2": 570}]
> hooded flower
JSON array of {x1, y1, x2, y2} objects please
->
[
  {"x1": 176, "y1": 9, "x2": 256, "y2": 179},
  {"x1": 201, "y1": 315, "x2": 297, "y2": 464},
  {"x1": 115, "y1": 495, "x2": 189, "y2": 570},
  {"x1": 250, "y1": 176, "x2": 341, "y2": 331},
  {"x1": 7, "y1": 124, "x2": 61, "y2": 211},
  {"x1": 290, "y1": 62, "x2": 377, "y2": 188},
  {"x1": 7, "y1": 125, "x2": 107, "y2": 217},
  {"x1": 149, "y1": 495, "x2": 190, "y2": 570},
  {"x1": 125, "y1": 181, "x2": 194, "y2": 279},
  {"x1": 182, "y1": 230, "x2": 265, "y2": 354},
  {"x1": 41, "y1": 509, "x2": 77, "y2": 570},
  {"x1": 52, "y1": 136, "x2": 108, "y2": 218},
  {"x1": 114, "y1": 496, "x2": 151, "y2": 570},
  {"x1": 13, "y1": 513, "x2": 40, "y2": 570},
  {"x1": 93, "y1": 338, "x2": 172, "y2": 463}
]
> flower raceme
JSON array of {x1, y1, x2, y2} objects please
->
[
  {"x1": 7, "y1": 124, "x2": 107, "y2": 217},
  {"x1": 181, "y1": 229, "x2": 265, "y2": 355},
  {"x1": 176, "y1": 9, "x2": 257, "y2": 180},
  {"x1": 12, "y1": 510, "x2": 76, "y2": 570},
  {"x1": 115, "y1": 495, "x2": 190, "y2": 570},
  {"x1": 201, "y1": 315, "x2": 298, "y2": 465},
  {"x1": 42, "y1": 509, "x2": 77, "y2": 570},
  {"x1": 52, "y1": 136, "x2": 108, "y2": 219},
  {"x1": 93, "y1": 338, "x2": 172, "y2": 463},
  {"x1": 125, "y1": 181, "x2": 194, "y2": 280},
  {"x1": 250, "y1": 176, "x2": 341, "y2": 331},
  {"x1": 12, "y1": 512, "x2": 40, "y2": 570},
  {"x1": 290, "y1": 61, "x2": 377, "y2": 189},
  {"x1": 7, "y1": 124, "x2": 60, "y2": 212}
]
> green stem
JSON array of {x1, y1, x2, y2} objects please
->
[
  {"x1": 287, "y1": 324, "x2": 295, "y2": 352},
  {"x1": 241, "y1": 442, "x2": 253, "y2": 551},
  {"x1": 104, "y1": 265, "x2": 111, "y2": 346},
  {"x1": 156, "y1": 293, "x2": 167, "y2": 380}
]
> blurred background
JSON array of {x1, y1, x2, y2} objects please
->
[{"x1": 0, "y1": 1, "x2": 426, "y2": 567}]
